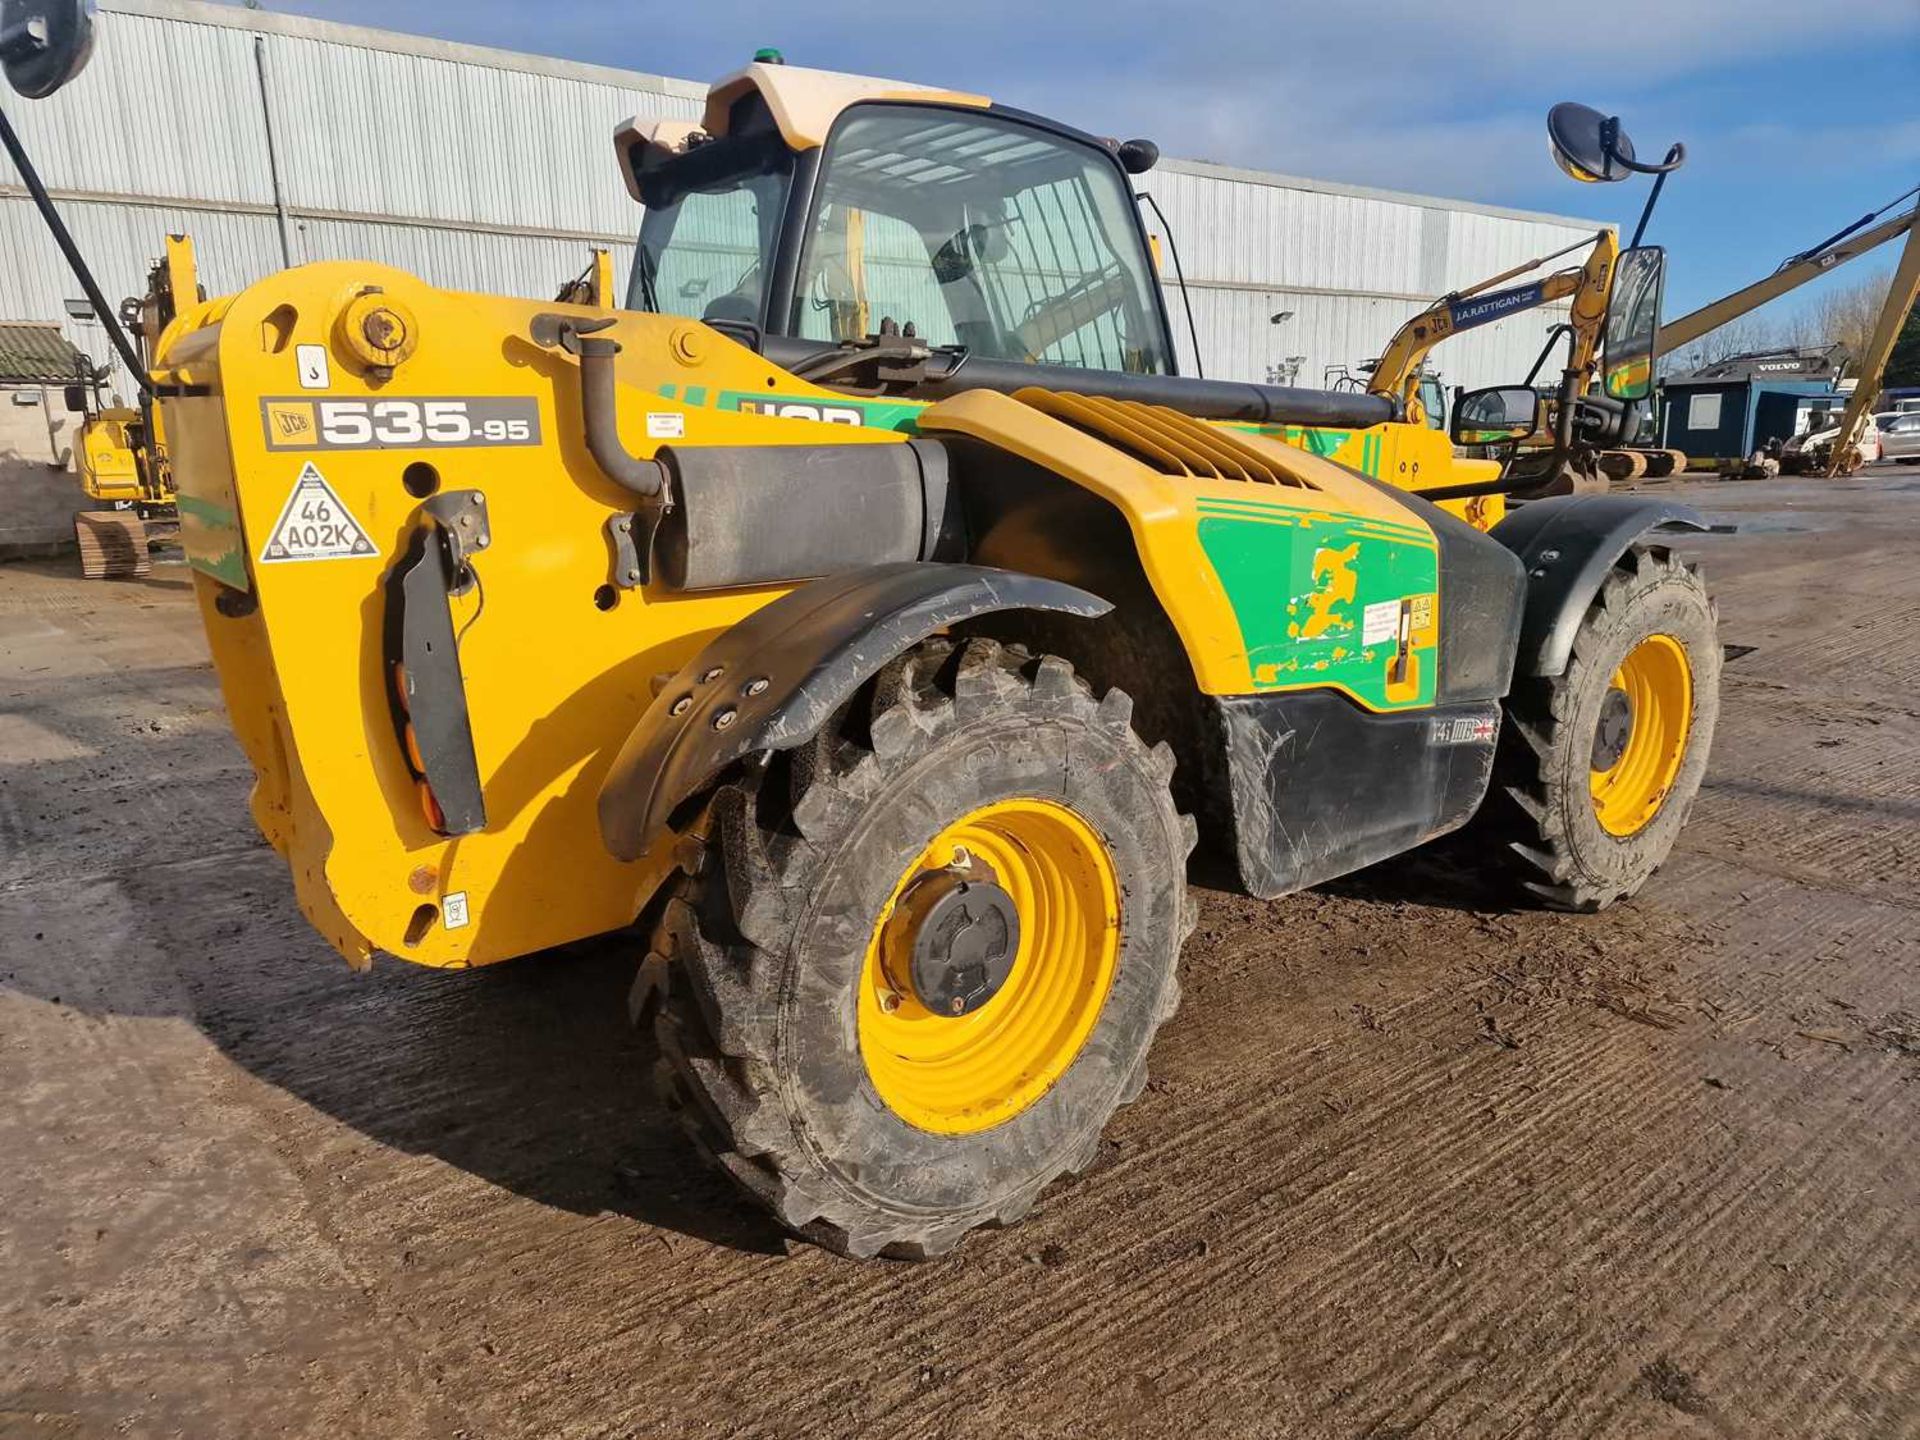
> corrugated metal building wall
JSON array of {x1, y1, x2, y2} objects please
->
[{"x1": 1, "y1": 0, "x2": 1601, "y2": 399}]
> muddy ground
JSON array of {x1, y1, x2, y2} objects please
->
[{"x1": 2, "y1": 471, "x2": 1916, "y2": 1439}]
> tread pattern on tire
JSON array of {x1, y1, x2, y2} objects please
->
[
  {"x1": 636, "y1": 637, "x2": 1197, "y2": 1259},
  {"x1": 1477, "y1": 544, "x2": 1719, "y2": 913}
]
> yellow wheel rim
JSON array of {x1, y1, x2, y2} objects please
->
[
  {"x1": 858, "y1": 798, "x2": 1121, "y2": 1136},
  {"x1": 1589, "y1": 633, "x2": 1694, "y2": 836}
]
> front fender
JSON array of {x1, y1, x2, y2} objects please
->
[
  {"x1": 597, "y1": 562, "x2": 1110, "y2": 861},
  {"x1": 1492, "y1": 494, "x2": 1707, "y2": 678}
]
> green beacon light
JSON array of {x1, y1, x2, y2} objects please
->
[{"x1": 753, "y1": 47, "x2": 785, "y2": 65}]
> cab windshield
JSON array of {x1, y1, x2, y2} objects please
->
[
  {"x1": 793, "y1": 105, "x2": 1173, "y2": 373},
  {"x1": 629, "y1": 102, "x2": 1173, "y2": 375}
]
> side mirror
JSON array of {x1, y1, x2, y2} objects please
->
[
  {"x1": 62, "y1": 381, "x2": 87, "y2": 413},
  {"x1": 1, "y1": 0, "x2": 96, "y2": 99},
  {"x1": 1547, "y1": 102, "x2": 1634, "y2": 184},
  {"x1": 1451, "y1": 386, "x2": 1540, "y2": 446},
  {"x1": 1603, "y1": 245, "x2": 1665, "y2": 402},
  {"x1": 1547, "y1": 101, "x2": 1685, "y2": 183},
  {"x1": 1116, "y1": 138, "x2": 1159, "y2": 175}
]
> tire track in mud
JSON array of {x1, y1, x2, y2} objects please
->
[
  {"x1": 579, "y1": 850, "x2": 1883, "y2": 1436},
  {"x1": 762, "y1": 846, "x2": 1913, "y2": 1438}
]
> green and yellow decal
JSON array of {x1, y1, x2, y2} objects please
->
[{"x1": 1196, "y1": 494, "x2": 1439, "y2": 710}]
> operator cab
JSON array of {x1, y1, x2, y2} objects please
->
[{"x1": 620, "y1": 62, "x2": 1177, "y2": 376}]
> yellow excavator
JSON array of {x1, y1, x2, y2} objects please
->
[
  {"x1": 1365, "y1": 103, "x2": 1690, "y2": 496},
  {"x1": 4, "y1": 6, "x2": 1726, "y2": 1258},
  {"x1": 60, "y1": 238, "x2": 196, "y2": 575},
  {"x1": 553, "y1": 247, "x2": 618, "y2": 309}
]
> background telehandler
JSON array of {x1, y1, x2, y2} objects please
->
[{"x1": 3, "y1": 2, "x2": 1722, "y2": 1259}]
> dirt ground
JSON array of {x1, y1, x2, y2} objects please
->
[{"x1": 2, "y1": 470, "x2": 1916, "y2": 1440}]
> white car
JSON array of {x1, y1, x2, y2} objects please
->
[
  {"x1": 1877, "y1": 411, "x2": 1920, "y2": 462},
  {"x1": 1779, "y1": 412, "x2": 1882, "y2": 473}
]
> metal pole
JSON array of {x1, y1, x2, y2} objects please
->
[
  {"x1": 253, "y1": 34, "x2": 294, "y2": 267},
  {"x1": 0, "y1": 99, "x2": 150, "y2": 395},
  {"x1": 1629, "y1": 169, "x2": 1667, "y2": 250}
]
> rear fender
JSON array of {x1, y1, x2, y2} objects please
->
[
  {"x1": 1492, "y1": 495, "x2": 1707, "y2": 678},
  {"x1": 597, "y1": 562, "x2": 1109, "y2": 861}
]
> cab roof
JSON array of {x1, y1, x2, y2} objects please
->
[{"x1": 615, "y1": 61, "x2": 990, "y2": 201}]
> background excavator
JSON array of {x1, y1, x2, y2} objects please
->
[
  {"x1": 1364, "y1": 103, "x2": 1688, "y2": 498},
  {"x1": 60, "y1": 237, "x2": 195, "y2": 576},
  {"x1": 1369, "y1": 138, "x2": 1919, "y2": 490},
  {"x1": 1654, "y1": 186, "x2": 1920, "y2": 478}
]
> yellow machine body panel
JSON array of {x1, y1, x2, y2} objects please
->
[
  {"x1": 156, "y1": 257, "x2": 1504, "y2": 971},
  {"x1": 158, "y1": 261, "x2": 912, "y2": 968},
  {"x1": 918, "y1": 389, "x2": 1447, "y2": 701}
]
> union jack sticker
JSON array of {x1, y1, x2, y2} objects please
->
[{"x1": 1430, "y1": 715, "x2": 1497, "y2": 746}]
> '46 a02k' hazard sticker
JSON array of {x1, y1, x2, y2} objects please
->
[{"x1": 259, "y1": 462, "x2": 377, "y2": 563}]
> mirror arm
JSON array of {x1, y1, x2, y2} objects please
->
[
  {"x1": 1412, "y1": 455, "x2": 1538, "y2": 503},
  {"x1": 1627, "y1": 145, "x2": 1685, "y2": 248},
  {"x1": 0, "y1": 100, "x2": 152, "y2": 397},
  {"x1": 1136, "y1": 189, "x2": 1203, "y2": 378},
  {"x1": 1603, "y1": 123, "x2": 1686, "y2": 179},
  {"x1": 1524, "y1": 322, "x2": 1573, "y2": 388}
]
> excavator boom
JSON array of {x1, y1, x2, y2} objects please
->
[
  {"x1": 1367, "y1": 230, "x2": 1613, "y2": 419},
  {"x1": 1657, "y1": 204, "x2": 1917, "y2": 356},
  {"x1": 1653, "y1": 194, "x2": 1919, "y2": 478}
]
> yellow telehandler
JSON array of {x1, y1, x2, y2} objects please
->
[{"x1": 3, "y1": 4, "x2": 1722, "y2": 1258}]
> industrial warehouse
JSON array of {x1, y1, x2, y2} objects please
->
[
  {"x1": 2, "y1": 0, "x2": 1918, "y2": 1436},
  {"x1": 2, "y1": 1, "x2": 1594, "y2": 383},
  {"x1": 0, "y1": 0, "x2": 1604, "y2": 554}
]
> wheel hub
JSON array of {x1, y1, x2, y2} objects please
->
[
  {"x1": 1591, "y1": 686, "x2": 1635, "y2": 772},
  {"x1": 890, "y1": 868, "x2": 1021, "y2": 1017},
  {"x1": 859, "y1": 797, "x2": 1121, "y2": 1136}
]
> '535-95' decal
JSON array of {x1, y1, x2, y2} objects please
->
[{"x1": 260, "y1": 397, "x2": 542, "y2": 451}]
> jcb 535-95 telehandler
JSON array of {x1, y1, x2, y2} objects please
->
[{"x1": 3, "y1": 3, "x2": 1720, "y2": 1258}]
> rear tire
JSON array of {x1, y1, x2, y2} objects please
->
[
  {"x1": 637, "y1": 638, "x2": 1196, "y2": 1258},
  {"x1": 1477, "y1": 544, "x2": 1719, "y2": 911}
]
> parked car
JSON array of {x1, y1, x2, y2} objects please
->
[{"x1": 1877, "y1": 411, "x2": 1920, "y2": 462}]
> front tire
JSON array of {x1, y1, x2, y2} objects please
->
[
  {"x1": 640, "y1": 638, "x2": 1195, "y2": 1258},
  {"x1": 1479, "y1": 544, "x2": 1720, "y2": 911}
]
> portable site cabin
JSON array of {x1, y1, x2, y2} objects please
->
[{"x1": 1659, "y1": 348, "x2": 1849, "y2": 468}]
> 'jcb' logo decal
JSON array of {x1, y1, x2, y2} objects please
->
[
  {"x1": 267, "y1": 402, "x2": 315, "y2": 438},
  {"x1": 736, "y1": 399, "x2": 865, "y2": 426}
]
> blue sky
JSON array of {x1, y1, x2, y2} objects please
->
[{"x1": 234, "y1": 0, "x2": 1918, "y2": 320}]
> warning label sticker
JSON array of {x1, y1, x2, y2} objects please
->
[
  {"x1": 1362, "y1": 598, "x2": 1401, "y2": 647},
  {"x1": 258, "y1": 462, "x2": 377, "y2": 564}
]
